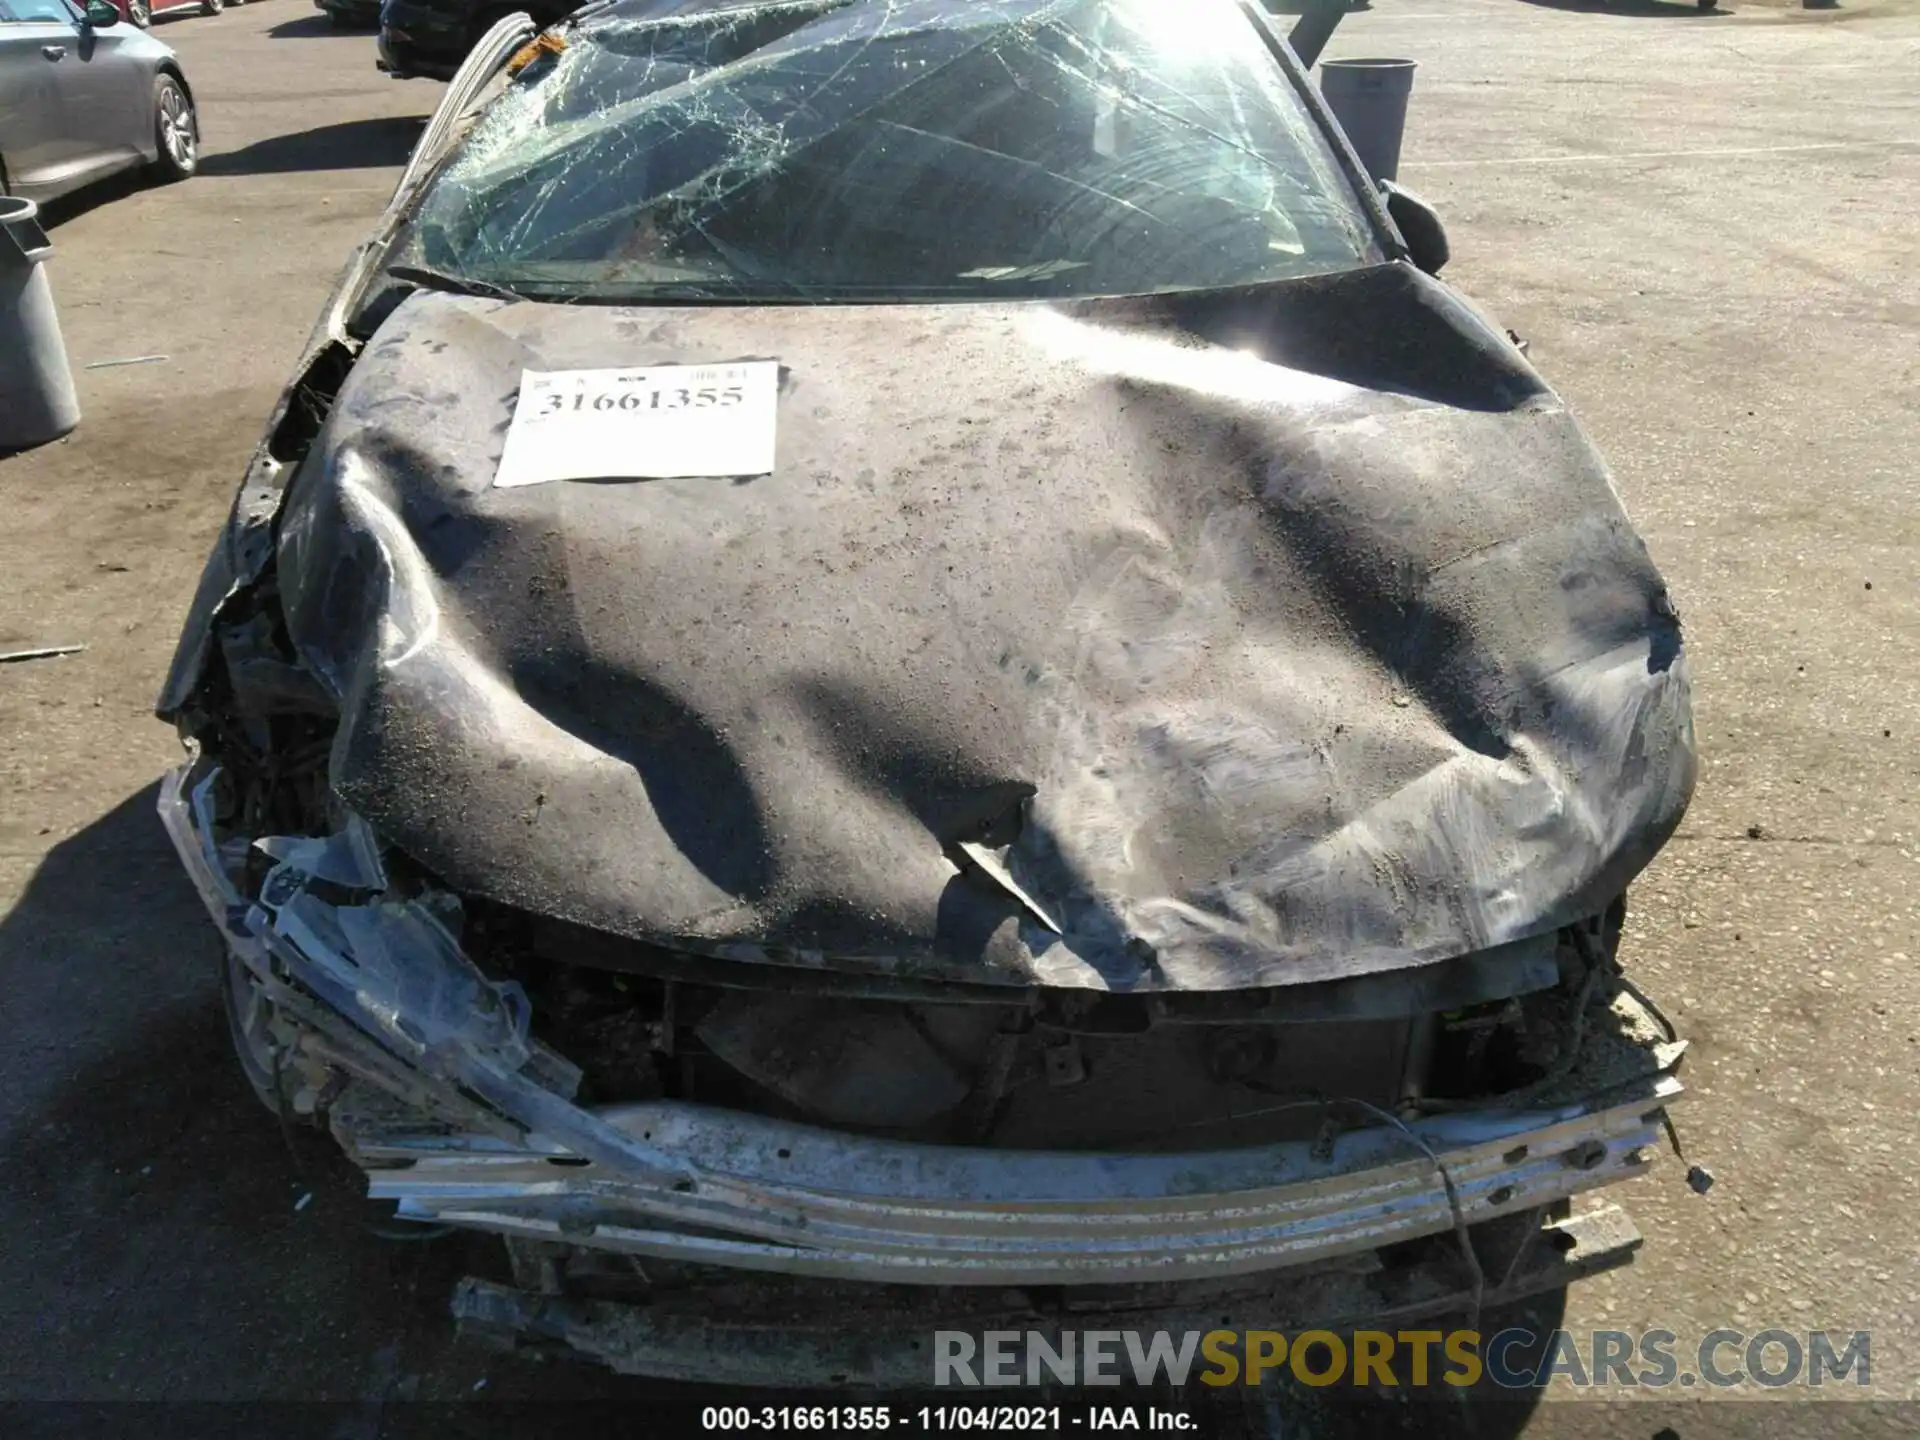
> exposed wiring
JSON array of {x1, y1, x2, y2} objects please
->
[
  {"x1": 1334, "y1": 1095, "x2": 1487, "y2": 1334},
  {"x1": 1180, "y1": 1095, "x2": 1326, "y2": 1129},
  {"x1": 1208, "y1": 1080, "x2": 1487, "y2": 1328},
  {"x1": 1659, "y1": 1112, "x2": 1716, "y2": 1194}
]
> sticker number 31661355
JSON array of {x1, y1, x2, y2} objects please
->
[
  {"x1": 495, "y1": 360, "x2": 778, "y2": 488},
  {"x1": 537, "y1": 382, "x2": 745, "y2": 415}
]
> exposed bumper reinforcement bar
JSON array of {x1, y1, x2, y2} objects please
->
[{"x1": 348, "y1": 1077, "x2": 1676, "y2": 1285}]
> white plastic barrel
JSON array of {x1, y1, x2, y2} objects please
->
[
  {"x1": 0, "y1": 196, "x2": 81, "y2": 453},
  {"x1": 1318, "y1": 58, "x2": 1418, "y2": 186}
]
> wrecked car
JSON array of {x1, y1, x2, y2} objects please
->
[{"x1": 156, "y1": 0, "x2": 1695, "y2": 1386}]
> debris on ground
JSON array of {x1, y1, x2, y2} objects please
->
[{"x1": 0, "y1": 643, "x2": 85, "y2": 665}]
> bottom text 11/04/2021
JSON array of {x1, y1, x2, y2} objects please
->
[{"x1": 700, "y1": 1405, "x2": 1197, "y2": 1433}]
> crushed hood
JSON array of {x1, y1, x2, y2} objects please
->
[{"x1": 269, "y1": 261, "x2": 1694, "y2": 992}]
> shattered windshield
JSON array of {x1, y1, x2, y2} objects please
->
[{"x1": 390, "y1": 0, "x2": 1383, "y2": 302}]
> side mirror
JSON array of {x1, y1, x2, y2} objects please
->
[
  {"x1": 1382, "y1": 179, "x2": 1449, "y2": 276},
  {"x1": 83, "y1": 0, "x2": 120, "y2": 24}
]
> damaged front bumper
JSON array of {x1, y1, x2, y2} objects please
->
[
  {"x1": 344, "y1": 1079, "x2": 1677, "y2": 1285},
  {"x1": 160, "y1": 758, "x2": 1683, "y2": 1368}
]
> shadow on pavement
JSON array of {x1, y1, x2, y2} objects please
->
[
  {"x1": 198, "y1": 115, "x2": 427, "y2": 176},
  {"x1": 34, "y1": 170, "x2": 147, "y2": 230},
  {"x1": 0, "y1": 783, "x2": 469, "y2": 1401},
  {"x1": 1517, "y1": 0, "x2": 1730, "y2": 15},
  {"x1": 268, "y1": 12, "x2": 372, "y2": 36},
  {"x1": 33, "y1": 112, "x2": 423, "y2": 226}
]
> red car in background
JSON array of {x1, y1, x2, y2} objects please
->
[{"x1": 114, "y1": 0, "x2": 249, "y2": 27}]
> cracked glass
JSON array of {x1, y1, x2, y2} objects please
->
[{"x1": 390, "y1": 0, "x2": 1384, "y2": 302}]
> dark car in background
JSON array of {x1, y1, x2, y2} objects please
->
[
  {"x1": 313, "y1": 0, "x2": 379, "y2": 31},
  {"x1": 0, "y1": 0, "x2": 196, "y2": 200},
  {"x1": 376, "y1": 0, "x2": 573, "y2": 77}
]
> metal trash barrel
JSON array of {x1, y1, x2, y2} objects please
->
[
  {"x1": 1318, "y1": 58, "x2": 1418, "y2": 185},
  {"x1": 0, "y1": 196, "x2": 81, "y2": 453}
]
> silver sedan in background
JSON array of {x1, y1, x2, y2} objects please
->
[{"x1": 0, "y1": 0, "x2": 197, "y2": 201}]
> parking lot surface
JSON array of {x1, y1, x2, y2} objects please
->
[{"x1": 1, "y1": 0, "x2": 1916, "y2": 1431}]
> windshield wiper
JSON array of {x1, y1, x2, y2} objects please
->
[{"x1": 386, "y1": 264, "x2": 528, "y2": 303}]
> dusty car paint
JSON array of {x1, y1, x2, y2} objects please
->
[{"x1": 251, "y1": 270, "x2": 1690, "y2": 994}]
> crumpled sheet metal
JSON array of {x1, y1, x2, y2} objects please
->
[
  {"x1": 258, "y1": 261, "x2": 1690, "y2": 993},
  {"x1": 156, "y1": 764, "x2": 695, "y2": 1183}
]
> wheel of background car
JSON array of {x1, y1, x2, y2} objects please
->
[
  {"x1": 201, "y1": 0, "x2": 223, "y2": 14},
  {"x1": 126, "y1": 0, "x2": 151, "y2": 25},
  {"x1": 151, "y1": 74, "x2": 198, "y2": 183}
]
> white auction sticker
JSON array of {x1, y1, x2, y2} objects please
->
[{"x1": 494, "y1": 361, "x2": 779, "y2": 488}]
